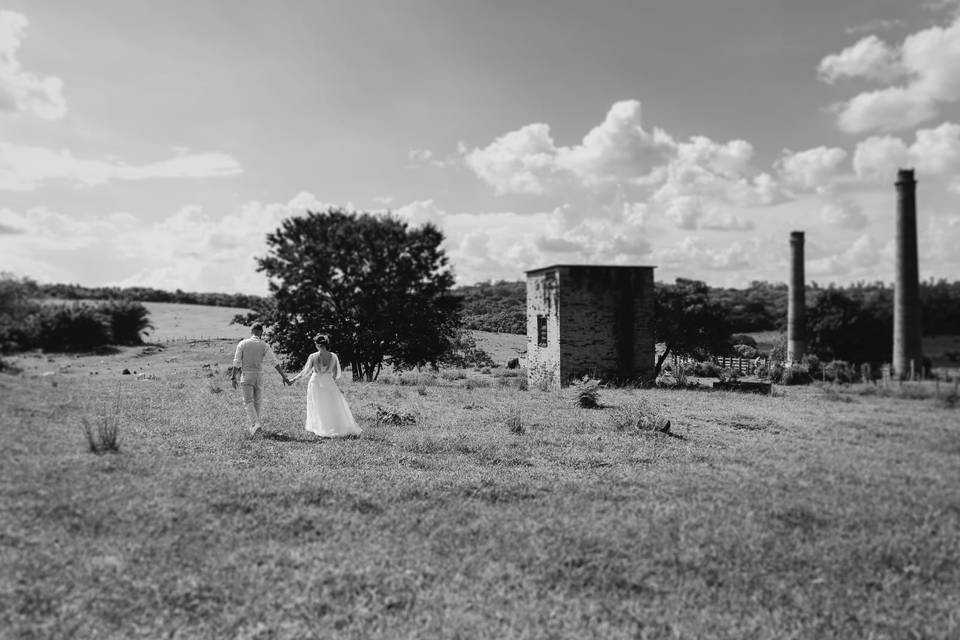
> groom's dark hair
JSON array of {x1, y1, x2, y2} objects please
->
[{"x1": 251, "y1": 323, "x2": 264, "y2": 335}]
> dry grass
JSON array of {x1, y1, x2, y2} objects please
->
[{"x1": 2, "y1": 340, "x2": 960, "y2": 639}]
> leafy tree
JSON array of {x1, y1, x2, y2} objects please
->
[
  {"x1": 654, "y1": 278, "x2": 732, "y2": 376},
  {"x1": 806, "y1": 288, "x2": 891, "y2": 363},
  {"x1": 242, "y1": 208, "x2": 460, "y2": 380},
  {"x1": 0, "y1": 274, "x2": 42, "y2": 352},
  {"x1": 104, "y1": 300, "x2": 154, "y2": 345},
  {"x1": 37, "y1": 304, "x2": 113, "y2": 352}
]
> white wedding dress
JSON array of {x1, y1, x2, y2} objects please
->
[{"x1": 299, "y1": 351, "x2": 361, "y2": 437}]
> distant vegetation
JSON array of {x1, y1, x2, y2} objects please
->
[
  {"x1": 1, "y1": 275, "x2": 153, "y2": 353},
  {"x1": 35, "y1": 281, "x2": 263, "y2": 309},
  {"x1": 455, "y1": 280, "x2": 526, "y2": 334},
  {"x1": 5, "y1": 271, "x2": 959, "y2": 369},
  {"x1": 457, "y1": 278, "x2": 960, "y2": 337}
]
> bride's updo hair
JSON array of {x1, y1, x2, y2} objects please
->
[{"x1": 313, "y1": 334, "x2": 330, "y2": 349}]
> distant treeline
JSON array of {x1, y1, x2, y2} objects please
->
[
  {"x1": 455, "y1": 281, "x2": 527, "y2": 334},
  {"x1": 458, "y1": 278, "x2": 960, "y2": 336},
  {"x1": 13, "y1": 276, "x2": 960, "y2": 338},
  {"x1": 34, "y1": 282, "x2": 264, "y2": 309}
]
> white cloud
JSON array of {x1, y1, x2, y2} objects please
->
[
  {"x1": 808, "y1": 234, "x2": 886, "y2": 278},
  {"x1": 658, "y1": 237, "x2": 755, "y2": 272},
  {"x1": 818, "y1": 35, "x2": 904, "y2": 84},
  {"x1": 822, "y1": 15, "x2": 960, "y2": 133},
  {"x1": 0, "y1": 11, "x2": 66, "y2": 120},
  {"x1": 463, "y1": 123, "x2": 559, "y2": 195},
  {"x1": 464, "y1": 100, "x2": 675, "y2": 195},
  {"x1": 852, "y1": 121, "x2": 960, "y2": 181},
  {"x1": 845, "y1": 19, "x2": 906, "y2": 36},
  {"x1": 819, "y1": 198, "x2": 868, "y2": 229},
  {"x1": 776, "y1": 146, "x2": 848, "y2": 193},
  {"x1": 0, "y1": 193, "x2": 340, "y2": 293},
  {"x1": 0, "y1": 141, "x2": 242, "y2": 190},
  {"x1": 394, "y1": 199, "x2": 446, "y2": 227},
  {"x1": 553, "y1": 100, "x2": 675, "y2": 186},
  {"x1": 407, "y1": 148, "x2": 452, "y2": 168}
]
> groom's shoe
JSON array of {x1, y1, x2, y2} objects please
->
[{"x1": 248, "y1": 422, "x2": 262, "y2": 437}]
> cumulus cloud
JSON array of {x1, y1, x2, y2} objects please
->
[
  {"x1": 821, "y1": 15, "x2": 960, "y2": 133},
  {"x1": 394, "y1": 199, "x2": 447, "y2": 227},
  {"x1": 819, "y1": 198, "x2": 868, "y2": 229},
  {"x1": 464, "y1": 100, "x2": 674, "y2": 195},
  {"x1": 0, "y1": 192, "x2": 340, "y2": 293},
  {"x1": 658, "y1": 237, "x2": 755, "y2": 272},
  {"x1": 845, "y1": 19, "x2": 906, "y2": 36},
  {"x1": 818, "y1": 35, "x2": 904, "y2": 84},
  {"x1": 0, "y1": 11, "x2": 66, "y2": 120},
  {"x1": 852, "y1": 121, "x2": 960, "y2": 180},
  {"x1": 553, "y1": 100, "x2": 675, "y2": 186},
  {"x1": 463, "y1": 123, "x2": 559, "y2": 195},
  {"x1": 407, "y1": 148, "x2": 452, "y2": 168},
  {"x1": 0, "y1": 141, "x2": 242, "y2": 190},
  {"x1": 808, "y1": 234, "x2": 887, "y2": 278},
  {"x1": 776, "y1": 146, "x2": 848, "y2": 193}
]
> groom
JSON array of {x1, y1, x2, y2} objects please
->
[{"x1": 230, "y1": 323, "x2": 289, "y2": 436}]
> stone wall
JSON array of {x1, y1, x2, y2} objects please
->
[
  {"x1": 526, "y1": 268, "x2": 561, "y2": 390},
  {"x1": 559, "y1": 266, "x2": 655, "y2": 383},
  {"x1": 526, "y1": 265, "x2": 655, "y2": 390}
]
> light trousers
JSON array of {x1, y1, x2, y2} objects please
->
[{"x1": 240, "y1": 371, "x2": 264, "y2": 426}]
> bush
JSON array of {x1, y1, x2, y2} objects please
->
[
  {"x1": 506, "y1": 357, "x2": 520, "y2": 369},
  {"x1": 782, "y1": 365, "x2": 813, "y2": 386},
  {"x1": 574, "y1": 376, "x2": 602, "y2": 408},
  {"x1": 822, "y1": 360, "x2": 857, "y2": 384},
  {"x1": 682, "y1": 361, "x2": 721, "y2": 378},
  {"x1": 0, "y1": 275, "x2": 42, "y2": 352},
  {"x1": 733, "y1": 343, "x2": 760, "y2": 358},
  {"x1": 104, "y1": 299, "x2": 153, "y2": 345},
  {"x1": 718, "y1": 367, "x2": 741, "y2": 383},
  {"x1": 37, "y1": 304, "x2": 113, "y2": 352}
]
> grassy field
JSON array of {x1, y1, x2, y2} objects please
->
[
  {"x1": 3, "y1": 303, "x2": 959, "y2": 638},
  {"x1": 3, "y1": 334, "x2": 960, "y2": 639}
]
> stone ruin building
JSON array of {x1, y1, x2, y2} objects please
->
[{"x1": 526, "y1": 265, "x2": 655, "y2": 390}]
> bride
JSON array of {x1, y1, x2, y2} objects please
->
[{"x1": 287, "y1": 334, "x2": 361, "y2": 437}]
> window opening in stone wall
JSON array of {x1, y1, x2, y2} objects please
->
[{"x1": 537, "y1": 315, "x2": 548, "y2": 347}]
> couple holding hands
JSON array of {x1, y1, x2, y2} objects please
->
[{"x1": 230, "y1": 324, "x2": 361, "y2": 438}]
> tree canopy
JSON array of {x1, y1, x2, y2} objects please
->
[
  {"x1": 654, "y1": 278, "x2": 732, "y2": 376},
  {"x1": 242, "y1": 208, "x2": 460, "y2": 380}
]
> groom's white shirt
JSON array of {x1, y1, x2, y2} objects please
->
[{"x1": 232, "y1": 336, "x2": 278, "y2": 379}]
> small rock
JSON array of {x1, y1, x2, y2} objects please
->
[{"x1": 122, "y1": 368, "x2": 131, "y2": 375}]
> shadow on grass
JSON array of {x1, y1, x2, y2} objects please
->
[{"x1": 260, "y1": 431, "x2": 362, "y2": 443}]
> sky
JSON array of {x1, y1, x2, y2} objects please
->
[{"x1": 1, "y1": 0, "x2": 960, "y2": 294}]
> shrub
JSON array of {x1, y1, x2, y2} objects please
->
[
  {"x1": 822, "y1": 360, "x2": 857, "y2": 384},
  {"x1": 574, "y1": 375, "x2": 602, "y2": 408},
  {"x1": 104, "y1": 299, "x2": 153, "y2": 345},
  {"x1": 609, "y1": 400, "x2": 671, "y2": 433},
  {"x1": 718, "y1": 367, "x2": 741, "y2": 383},
  {"x1": 730, "y1": 333, "x2": 758, "y2": 348},
  {"x1": 375, "y1": 406, "x2": 416, "y2": 426},
  {"x1": 504, "y1": 405, "x2": 524, "y2": 434},
  {"x1": 80, "y1": 394, "x2": 122, "y2": 454},
  {"x1": 683, "y1": 361, "x2": 721, "y2": 378},
  {"x1": 782, "y1": 365, "x2": 813, "y2": 386},
  {"x1": 37, "y1": 304, "x2": 113, "y2": 352},
  {"x1": 733, "y1": 343, "x2": 760, "y2": 358},
  {"x1": 506, "y1": 357, "x2": 520, "y2": 369}
]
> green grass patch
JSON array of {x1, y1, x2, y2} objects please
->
[{"x1": 2, "y1": 341, "x2": 959, "y2": 638}]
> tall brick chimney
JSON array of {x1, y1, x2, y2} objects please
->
[
  {"x1": 787, "y1": 231, "x2": 805, "y2": 363},
  {"x1": 893, "y1": 168, "x2": 923, "y2": 379}
]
